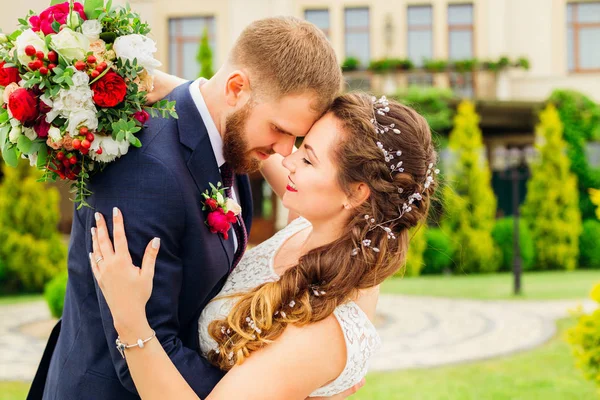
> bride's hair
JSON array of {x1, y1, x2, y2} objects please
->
[{"x1": 207, "y1": 92, "x2": 437, "y2": 370}]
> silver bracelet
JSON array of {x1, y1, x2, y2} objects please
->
[{"x1": 115, "y1": 330, "x2": 156, "y2": 359}]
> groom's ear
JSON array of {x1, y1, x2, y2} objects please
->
[{"x1": 225, "y1": 70, "x2": 251, "y2": 107}]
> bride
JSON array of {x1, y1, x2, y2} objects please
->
[{"x1": 89, "y1": 92, "x2": 437, "y2": 399}]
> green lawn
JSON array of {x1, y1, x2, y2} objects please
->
[
  {"x1": 382, "y1": 270, "x2": 600, "y2": 300},
  {"x1": 352, "y1": 318, "x2": 598, "y2": 400},
  {"x1": 0, "y1": 294, "x2": 43, "y2": 305},
  {"x1": 0, "y1": 381, "x2": 29, "y2": 400}
]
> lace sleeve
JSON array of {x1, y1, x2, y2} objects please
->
[{"x1": 308, "y1": 302, "x2": 381, "y2": 398}]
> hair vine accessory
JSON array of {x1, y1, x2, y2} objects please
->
[{"x1": 371, "y1": 96, "x2": 401, "y2": 135}]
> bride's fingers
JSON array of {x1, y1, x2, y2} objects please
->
[
  {"x1": 141, "y1": 238, "x2": 160, "y2": 281},
  {"x1": 94, "y1": 212, "x2": 115, "y2": 257},
  {"x1": 89, "y1": 252, "x2": 101, "y2": 285},
  {"x1": 112, "y1": 207, "x2": 129, "y2": 254}
]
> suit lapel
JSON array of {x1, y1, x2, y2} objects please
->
[{"x1": 173, "y1": 82, "x2": 234, "y2": 265}]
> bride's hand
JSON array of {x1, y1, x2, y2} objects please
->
[
  {"x1": 90, "y1": 208, "x2": 160, "y2": 332},
  {"x1": 145, "y1": 70, "x2": 187, "y2": 105}
]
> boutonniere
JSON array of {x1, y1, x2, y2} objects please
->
[{"x1": 202, "y1": 182, "x2": 242, "y2": 240}]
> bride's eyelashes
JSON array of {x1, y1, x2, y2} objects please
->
[{"x1": 302, "y1": 158, "x2": 312, "y2": 165}]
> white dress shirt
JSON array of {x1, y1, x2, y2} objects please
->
[{"x1": 189, "y1": 78, "x2": 240, "y2": 252}]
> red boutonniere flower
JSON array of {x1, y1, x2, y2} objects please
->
[{"x1": 202, "y1": 182, "x2": 242, "y2": 240}]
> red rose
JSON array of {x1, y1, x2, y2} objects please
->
[
  {"x1": 8, "y1": 88, "x2": 39, "y2": 125},
  {"x1": 133, "y1": 110, "x2": 150, "y2": 125},
  {"x1": 29, "y1": 2, "x2": 87, "y2": 36},
  {"x1": 205, "y1": 198, "x2": 218, "y2": 211},
  {"x1": 34, "y1": 118, "x2": 50, "y2": 138},
  {"x1": 0, "y1": 62, "x2": 20, "y2": 87},
  {"x1": 206, "y1": 209, "x2": 236, "y2": 240},
  {"x1": 91, "y1": 71, "x2": 127, "y2": 108}
]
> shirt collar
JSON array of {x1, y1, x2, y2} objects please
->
[{"x1": 189, "y1": 77, "x2": 225, "y2": 168}]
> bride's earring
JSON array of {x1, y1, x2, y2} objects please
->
[{"x1": 343, "y1": 204, "x2": 351, "y2": 210}]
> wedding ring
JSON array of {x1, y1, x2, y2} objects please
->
[{"x1": 95, "y1": 256, "x2": 104, "y2": 265}]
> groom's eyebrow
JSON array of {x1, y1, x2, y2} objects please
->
[{"x1": 304, "y1": 144, "x2": 319, "y2": 162}]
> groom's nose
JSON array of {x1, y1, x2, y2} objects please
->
[{"x1": 273, "y1": 135, "x2": 296, "y2": 157}]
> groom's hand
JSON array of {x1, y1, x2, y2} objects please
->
[{"x1": 306, "y1": 378, "x2": 365, "y2": 400}]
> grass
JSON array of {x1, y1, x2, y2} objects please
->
[
  {"x1": 0, "y1": 381, "x2": 29, "y2": 400},
  {"x1": 382, "y1": 270, "x2": 600, "y2": 300},
  {"x1": 352, "y1": 318, "x2": 598, "y2": 400},
  {"x1": 0, "y1": 293, "x2": 43, "y2": 305}
]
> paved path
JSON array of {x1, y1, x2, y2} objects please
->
[{"x1": 0, "y1": 296, "x2": 596, "y2": 381}]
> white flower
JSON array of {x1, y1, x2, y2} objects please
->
[
  {"x1": 16, "y1": 29, "x2": 48, "y2": 65},
  {"x1": 0, "y1": 88, "x2": 4, "y2": 107},
  {"x1": 8, "y1": 125, "x2": 21, "y2": 144},
  {"x1": 82, "y1": 20, "x2": 102, "y2": 41},
  {"x1": 66, "y1": 12, "x2": 82, "y2": 29},
  {"x1": 67, "y1": 109, "x2": 98, "y2": 136},
  {"x1": 48, "y1": 126, "x2": 63, "y2": 143},
  {"x1": 0, "y1": 33, "x2": 7, "y2": 43},
  {"x1": 51, "y1": 28, "x2": 90, "y2": 62},
  {"x1": 71, "y1": 69, "x2": 90, "y2": 87},
  {"x1": 113, "y1": 34, "x2": 162, "y2": 74},
  {"x1": 23, "y1": 127, "x2": 37, "y2": 141},
  {"x1": 225, "y1": 198, "x2": 242, "y2": 216},
  {"x1": 27, "y1": 153, "x2": 37, "y2": 167},
  {"x1": 46, "y1": 84, "x2": 96, "y2": 123},
  {"x1": 89, "y1": 135, "x2": 130, "y2": 163}
]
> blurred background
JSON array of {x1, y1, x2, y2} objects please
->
[{"x1": 1, "y1": 0, "x2": 600, "y2": 399}]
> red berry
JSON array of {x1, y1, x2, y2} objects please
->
[
  {"x1": 56, "y1": 152, "x2": 65, "y2": 161},
  {"x1": 33, "y1": 59, "x2": 43, "y2": 69},
  {"x1": 28, "y1": 61, "x2": 38, "y2": 70},
  {"x1": 81, "y1": 139, "x2": 91, "y2": 149},
  {"x1": 96, "y1": 147, "x2": 103, "y2": 155},
  {"x1": 74, "y1": 61, "x2": 86, "y2": 71},
  {"x1": 39, "y1": 67, "x2": 49, "y2": 75},
  {"x1": 86, "y1": 133, "x2": 95, "y2": 142},
  {"x1": 80, "y1": 148, "x2": 89, "y2": 155},
  {"x1": 79, "y1": 126, "x2": 88, "y2": 135},
  {"x1": 98, "y1": 61, "x2": 107, "y2": 71},
  {"x1": 25, "y1": 45, "x2": 36, "y2": 57},
  {"x1": 91, "y1": 70, "x2": 100, "y2": 79},
  {"x1": 48, "y1": 51, "x2": 58, "y2": 63},
  {"x1": 48, "y1": 63, "x2": 56, "y2": 71},
  {"x1": 62, "y1": 158, "x2": 71, "y2": 167},
  {"x1": 72, "y1": 139, "x2": 81, "y2": 149},
  {"x1": 69, "y1": 155, "x2": 77, "y2": 165},
  {"x1": 36, "y1": 51, "x2": 45, "y2": 60},
  {"x1": 87, "y1": 55, "x2": 96, "y2": 64}
]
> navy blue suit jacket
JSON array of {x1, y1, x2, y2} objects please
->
[{"x1": 35, "y1": 82, "x2": 253, "y2": 400}]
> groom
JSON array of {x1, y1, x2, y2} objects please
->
[{"x1": 29, "y1": 17, "x2": 343, "y2": 400}]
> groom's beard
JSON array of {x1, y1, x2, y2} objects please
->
[{"x1": 223, "y1": 102, "x2": 270, "y2": 174}]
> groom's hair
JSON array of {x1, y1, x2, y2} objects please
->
[{"x1": 229, "y1": 16, "x2": 342, "y2": 114}]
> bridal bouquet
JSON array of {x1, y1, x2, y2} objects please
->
[{"x1": 0, "y1": 0, "x2": 177, "y2": 207}]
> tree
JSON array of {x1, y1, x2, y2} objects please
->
[
  {"x1": 442, "y1": 101, "x2": 500, "y2": 273},
  {"x1": 0, "y1": 159, "x2": 66, "y2": 292},
  {"x1": 402, "y1": 225, "x2": 427, "y2": 277},
  {"x1": 521, "y1": 104, "x2": 582, "y2": 270},
  {"x1": 197, "y1": 28, "x2": 214, "y2": 79}
]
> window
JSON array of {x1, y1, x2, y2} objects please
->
[
  {"x1": 407, "y1": 5, "x2": 433, "y2": 67},
  {"x1": 567, "y1": 2, "x2": 600, "y2": 71},
  {"x1": 169, "y1": 17, "x2": 216, "y2": 80},
  {"x1": 448, "y1": 4, "x2": 475, "y2": 98},
  {"x1": 345, "y1": 8, "x2": 370, "y2": 66},
  {"x1": 305, "y1": 9, "x2": 330, "y2": 39}
]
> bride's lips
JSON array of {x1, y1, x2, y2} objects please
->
[{"x1": 286, "y1": 176, "x2": 298, "y2": 192}]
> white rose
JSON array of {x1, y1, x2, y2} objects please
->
[
  {"x1": 225, "y1": 198, "x2": 242, "y2": 216},
  {"x1": 48, "y1": 85, "x2": 96, "y2": 122},
  {"x1": 0, "y1": 33, "x2": 7, "y2": 43},
  {"x1": 0, "y1": 88, "x2": 4, "y2": 107},
  {"x1": 67, "y1": 109, "x2": 98, "y2": 136},
  {"x1": 70, "y1": 68, "x2": 90, "y2": 87},
  {"x1": 23, "y1": 127, "x2": 37, "y2": 141},
  {"x1": 82, "y1": 20, "x2": 102, "y2": 41},
  {"x1": 113, "y1": 34, "x2": 162, "y2": 74},
  {"x1": 8, "y1": 125, "x2": 21, "y2": 143},
  {"x1": 16, "y1": 29, "x2": 48, "y2": 65},
  {"x1": 27, "y1": 153, "x2": 38, "y2": 167},
  {"x1": 51, "y1": 28, "x2": 90, "y2": 62},
  {"x1": 89, "y1": 135, "x2": 130, "y2": 163},
  {"x1": 66, "y1": 12, "x2": 82, "y2": 29},
  {"x1": 48, "y1": 126, "x2": 63, "y2": 143}
]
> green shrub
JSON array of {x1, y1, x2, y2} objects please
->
[
  {"x1": 0, "y1": 160, "x2": 66, "y2": 292},
  {"x1": 197, "y1": 28, "x2": 214, "y2": 79},
  {"x1": 44, "y1": 271, "x2": 68, "y2": 318},
  {"x1": 394, "y1": 87, "x2": 454, "y2": 133},
  {"x1": 341, "y1": 57, "x2": 360, "y2": 71},
  {"x1": 442, "y1": 101, "x2": 501, "y2": 273},
  {"x1": 580, "y1": 220, "x2": 600, "y2": 269},
  {"x1": 491, "y1": 217, "x2": 535, "y2": 272},
  {"x1": 521, "y1": 104, "x2": 582, "y2": 270},
  {"x1": 567, "y1": 281, "x2": 600, "y2": 391},
  {"x1": 422, "y1": 228, "x2": 454, "y2": 274},
  {"x1": 404, "y1": 225, "x2": 427, "y2": 277},
  {"x1": 548, "y1": 90, "x2": 600, "y2": 220}
]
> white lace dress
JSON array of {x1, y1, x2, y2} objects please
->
[{"x1": 198, "y1": 217, "x2": 381, "y2": 397}]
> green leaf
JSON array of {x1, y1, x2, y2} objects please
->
[
  {"x1": 129, "y1": 136, "x2": 141, "y2": 148},
  {"x1": 99, "y1": 31, "x2": 117, "y2": 44},
  {"x1": 116, "y1": 131, "x2": 125, "y2": 142},
  {"x1": 17, "y1": 135, "x2": 33, "y2": 154},
  {"x1": 8, "y1": 29, "x2": 23, "y2": 41},
  {"x1": 0, "y1": 110, "x2": 9, "y2": 124},
  {"x1": 50, "y1": 0, "x2": 64, "y2": 4},
  {"x1": 2, "y1": 144, "x2": 18, "y2": 167},
  {"x1": 84, "y1": 0, "x2": 104, "y2": 19},
  {"x1": 51, "y1": 21, "x2": 61, "y2": 34},
  {"x1": 0, "y1": 125, "x2": 9, "y2": 145},
  {"x1": 37, "y1": 147, "x2": 48, "y2": 167}
]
